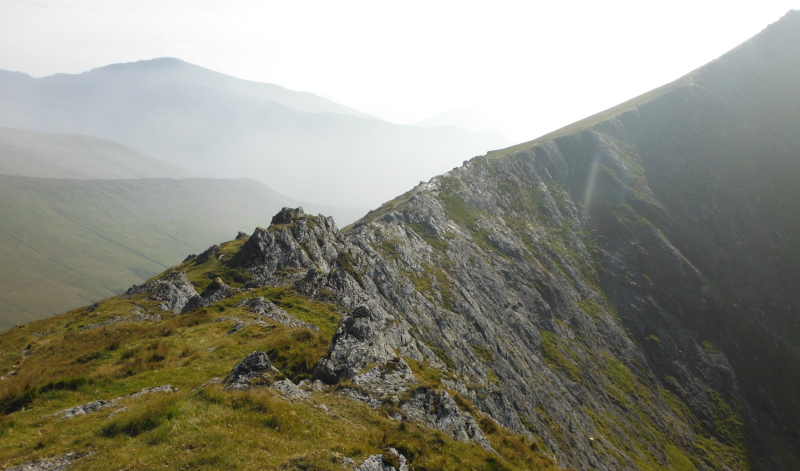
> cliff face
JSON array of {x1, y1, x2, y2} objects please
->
[
  {"x1": 2, "y1": 11, "x2": 799, "y2": 471},
  {"x1": 214, "y1": 11, "x2": 800, "y2": 469}
]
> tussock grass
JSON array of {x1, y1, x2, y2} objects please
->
[{"x1": 0, "y1": 285, "x2": 561, "y2": 471}]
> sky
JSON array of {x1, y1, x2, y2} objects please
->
[{"x1": 1, "y1": 0, "x2": 798, "y2": 143}]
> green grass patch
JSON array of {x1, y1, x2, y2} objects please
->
[
  {"x1": 578, "y1": 298, "x2": 603, "y2": 321},
  {"x1": 472, "y1": 345, "x2": 494, "y2": 363},
  {"x1": 407, "y1": 223, "x2": 450, "y2": 251},
  {"x1": 258, "y1": 286, "x2": 341, "y2": 336},
  {"x1": 707, "y1": 389, "x2": 745, "y2": 449},
  {"x1": 702, "y1": 341, "x2": 719, "y2": 353},
  {"x1": 179, "y1": 238, "x2": 253, "y2": 291},
  {"x1": 540, "y1": 331, "x2": 581, "y2": 382},
  {"x1": 100, "y1": 398, "x2": 180, "y2": 438}
]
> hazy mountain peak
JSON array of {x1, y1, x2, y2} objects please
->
[{"x1": 0, "y1": 59, "x2": 509, "y2": 207}]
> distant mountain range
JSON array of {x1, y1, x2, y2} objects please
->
[
  {"x1": 0, "y1": 126, "x2": 199, "y2": 179},
  {"x1": 0, "y1": 58, "x2": 511, "y2": 207}
]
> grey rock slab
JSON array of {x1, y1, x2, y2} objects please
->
[
  {"x1": 60, "y1": 400, "x2": 113, "y2": 419},
  {"x1": 3, "y1": 452, "x2": 81, "y2": 471},
  {"x1": 182, "y1": 278, "x2": 240, "y2": 313},
  {"x1": 400, "y1": 388, "x2": 493, "y2": 451},
  {"x1": 124, "y1": 271, "x2": 199, "y2": 313},
  {"x1": 239, "y1": 297, "x2": 319, "y2": 331},
  {"x1": 272, "y1": 379, "x2": 308, "y2": 400},
  {"x1": 224, "y1": 351, "x2": 280, "y2": 390},
  {"x1": 357, "y1": 448, "x2": 409, "y2": 471},
  {"x1": 314, "y1": 306, "x2": 400, "y2": 384}
]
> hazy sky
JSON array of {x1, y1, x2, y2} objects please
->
[{"x1": 1, "y1": 0, "x2": 798, "y2": 142}]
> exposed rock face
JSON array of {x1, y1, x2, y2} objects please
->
[
  {"x1": 124, "y1": 271, "x2": 198, "y2": 313},
  {"x1": 314, "y1": 306, "x2": 408, "y2": 384},
  {"x1": 3, "y1": 452, "x2": 81, "y2": 471},
  {"x1": 238, "y1": 297, "x2": 318, "y2": 331},
  {"x1": 224, "y1": 351, "x2": 281, "y2": 390},
  {"x1": 60, "y1": 400, "x2": 112, "y2": 419},
  {"x1": 241, "y1": 207, "x2": 341, "y2": 284},
  {"x1": 182, "y1": 277, "x2": 239, "y2": 313},
  {"x1": 225, "y1": 351, "x2": 309, "y2": 400},
  {"x1": 199, "y1": 12, "x2": 800, "y2": 469},
  {"x1": 272, "y1": 379, "x2": 308, "y2": 400},
  {"x1": 357, "y1": 448, "x2": 409, "y2": 471},
  {"x1": 401, "y1": 388, "x2": 493, "y2": 451}
]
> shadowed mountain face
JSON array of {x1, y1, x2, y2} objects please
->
[{"x1": 0, "y1": 58, "x2": 510, "y2": 208}]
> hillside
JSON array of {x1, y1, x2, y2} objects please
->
[
  {"x1": 1, "y1": 10, "x2": 800, "y2": 471},
  {"x1": 0, "y1": 126, "x2": 199, "y2": 180},
  {"x1": 0, "y1": 175, "x2": 365, "y2": 330},
  {"x1": 0, "y1": 58, "x2": 510, "y2": 208}
]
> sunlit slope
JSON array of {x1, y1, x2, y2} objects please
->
[
  {"x1": 0, "y1": 175, "x2": 364, "y2": 329},
  {"x1": 0, "y1": 126, "x2": 199, "y2": 179}
]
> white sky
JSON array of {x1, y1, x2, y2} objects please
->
[{"x1": 1, "y1": 0, "x2": 798, "y2": 142}]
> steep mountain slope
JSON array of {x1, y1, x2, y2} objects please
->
[
  {"x1": 0, "y1": 126, "x2": 199, "y2": 179},
  {"x1": 1, "y1": 10, "x2": 799, "y2": 471},
  {"x1": 0, "y1": 58, "x2": 510, "y2": 207},
  {"x1": 0, "y1": 175, "x2": 365, "y2": 330}
]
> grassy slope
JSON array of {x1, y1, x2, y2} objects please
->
[
  {"x1": 0, "y1": 238, "x2": 561, "y2": 471},
  {"x1": 0, "y1": 126, "x2": 200, "y2": 180},
  {"x1": 0, "y1": 175, "x2": 365, "y2": 330}
]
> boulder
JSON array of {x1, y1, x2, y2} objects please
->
[
  {"x1": 358, "y1": 448, "x2": 409, "y2": 471},
  {"x1": 224, "y1": 351, "x2": 281, "y2": 390},
  {"x1": 124, "y1": 271, "x2": 199, "y2": 314}
]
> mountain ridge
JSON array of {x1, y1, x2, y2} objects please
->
[
  {"x1": 0, "y1": 58, "x2": 511, "y2": 207},
  {"x1": 1, "y1": 10, "x2": 799, "y2": 471}
]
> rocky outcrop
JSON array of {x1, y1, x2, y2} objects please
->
[
  {"x1": 182, "y1": 277, "x2": 240, "y2": 313},
  {"x1": 54, "y1": 385, "x2": 174, "y2": 420},
  {"x1": 238, "y1": 297, "x2": 318, "y2": 331},
  {"x1": 225, "y1": 351, "x2": 309, "y2": 400},
  {"x1": 272, "y1": 379, "x2": 308, "y2": 400},
  {"x1": 224, "y1": 351, "x2": 281, "y2": 390},
  {"x1": 241, "y1": 207, "x2": 341, "y2": 284},
  {"x1": 81, "y1": 309, "x2": 161, "y2": 330},
  {"x1": 227, "y1": 179, "x2": 752, "y2": 470},
  {"x1": 60, "y1": 400, "x2": 113, "y2": 419},
  {"x1": 401, "y1": 388, "x2": 493, "y2": 451},
  {"x1": 357, "y1": 448, "x2": 409, "y2": 471},
  {"x1": 125, "y1": 270, "x2": 244, "y2": 315},
  {"x1": 3, "y1": 452, "x2": 82, "y2": 471},
  {"x1": 124, "y1": 271, "x2": 199, "y2": 313},
  {"x1": 314, "y1": 306, "x2": 408, "y2": 385}
]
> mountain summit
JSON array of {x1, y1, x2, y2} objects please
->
[
  {"x1": 84, "y1": 57, "x2": 377, "y2": 119},
  {"x1": 1, "y1": 11, "x2": 800, "y2": 471}
]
